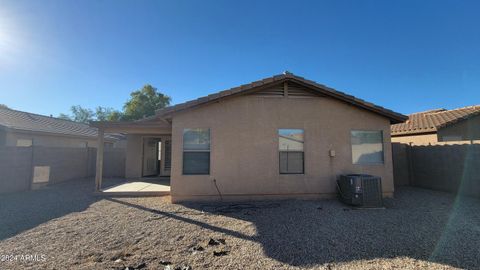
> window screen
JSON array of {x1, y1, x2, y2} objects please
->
[
  {"x1": 164, "y1": 140, "x2": 172, "y2": 170},
  {"x1": 351, "y1": 130, "x2": 384, "y2": 164},
  {"x1": 183, "y1": 128, "x2": 210, "y2": 174},
  {"x1": 279, "y1": 129, "x2": 304, "y2": 174}
]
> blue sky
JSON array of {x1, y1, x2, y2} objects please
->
[{"x1": 0, "y1": 0, "x2": 479, "y2": 116}]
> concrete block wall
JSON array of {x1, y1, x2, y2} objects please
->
[
  {"x1": 392, "y1": 143, "x2": 410, "y2": 186},
  {"x1": 102, "y1": 148, "x2": 126, "y2": 177},
  {"x1": 0, "y1": 147, "x2": 32, "y2": 193},
  {"x1": 0, "y1": 146, "x2": 126, "y2": 194},
  {"x1": 33, "y1": 146, "x2": 90, "y2": 184},
  {"x1": 86, "y1": 148, "x2": 125, "y2": 178},
  {"x1": 410, "y1": 144, "x2": 480, "y2": 196},
  {"x1": 392, "y1": 143, "x2": 480, "y2": 197}
]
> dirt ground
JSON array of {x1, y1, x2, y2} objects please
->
[{"x1": 0, "y1": 178, "x2": 479, "y2": 270}]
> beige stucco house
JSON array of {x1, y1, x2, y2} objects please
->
[
  {"x1": 391, "y1": 106, "x2": 480, "y2": 145},
  {"x1": 92, "y1": 73, "x2": 407, "y2": 202},
  {"x1": 0, "y1": 108, "x2": 124, "y2": 148}
]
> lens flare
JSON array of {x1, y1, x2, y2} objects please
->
[{"x1": 0, "y1": 8, "x2": 21, "y2": 69}]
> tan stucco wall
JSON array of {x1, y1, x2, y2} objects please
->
[
  {"x1": 391, "y1": 133, "x2": 438, "y2": 145},
  {"x1": 170, "y1": 95, "x2": 394, "y2": 202},
  {"x1": 125, "y1": 134, "x2": 143, "y2": 178},
  {"x1": 392, "y1": 134, "x2": 480, "y2": 146}
]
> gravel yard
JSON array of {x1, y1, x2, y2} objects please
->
[{"x1": 1, "y1": 178, "x2": 479, "y2": 270}]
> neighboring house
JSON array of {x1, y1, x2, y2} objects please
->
[
  {"x1": 0, "y1": 108, "x2": 124, "y2": 148},
  {"x1": 92, "y1": 72, "x2": 407, "y2": 202},
  {"x1": 391, "y1": 106, "x2": 480, "y2": 145}
]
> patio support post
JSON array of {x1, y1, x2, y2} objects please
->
[{"x1": 95, "y1": 128, "x2": 104, "y2": 192}]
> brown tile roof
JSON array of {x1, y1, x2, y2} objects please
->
[
  {"x1": 155, "y1": 72, "x2": 407, "y2": 124},
  {"x1": 391, "y1": 105, "x2": 480, "y2": 136},
  {"x1": 0, "y1": 108, "x2": 123, "y2": 141}
]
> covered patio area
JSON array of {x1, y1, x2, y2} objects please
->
[{"x1": 91, "y1": 118, "x2": 172, "y2": 197}]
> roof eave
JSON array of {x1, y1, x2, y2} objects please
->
[{"x1": 391, "y1": 130, "x2": 437, "y2": 137}]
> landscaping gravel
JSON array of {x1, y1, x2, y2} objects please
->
[{"x1": 1, "y1": 178, "x2": 479, "y2": 269}]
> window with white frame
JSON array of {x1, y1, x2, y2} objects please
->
[
  {"x1": 351, "y1": 130, "x2": 384, "y2": 164},
  {"x1": 183, "y1": 128, "x2": 210, "y2": 175},
  {"x1": 279, "y1": 129, "x2": 304, "y2": 174}
]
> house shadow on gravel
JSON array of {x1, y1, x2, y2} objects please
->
[
  {"x1": 0, "y1": 178, "x2": 102, "y2": 241},
  {"x1": 177, "y1": 187, "x2": 480, "y2": 270}
]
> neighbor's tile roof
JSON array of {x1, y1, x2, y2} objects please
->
[
  {"x1": 155, "y1": 72, "x2": 407, "y2": 124},
  {"x1": 0, "y1": 108, "x2": 122, "y2": 140},
  {"x1": 391, "y1": 105, "x2": 480, "y2": 136}
]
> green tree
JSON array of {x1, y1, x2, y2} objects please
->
[
  {"x1": 95, "y1": 106, "x2": 122, "y2": 121},
  {"x1": 58, "y1": 84, "x2": 170, "y2": 122},
  {"x1": 58, "y1": 106, "x2": 121, "y2": 122},
  {"x1": 59, "y1": 105, "x2": 95, "y2": 123},
  {"x1": 107, "y1": 110, "x2": 123, "y2": 121},
  {"x1": 57, "y1": 113, "x2": 72, "y2": 120},
  {"x1": 122, "y1": 84, "x2": 171, "y2": 120}
]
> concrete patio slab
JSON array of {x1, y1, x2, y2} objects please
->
[{"x1": 99, "y1": 180, "x2": 170, "y2": 197}]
